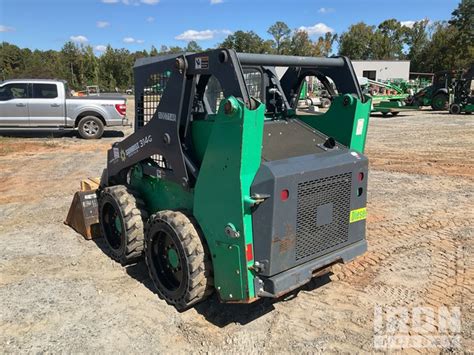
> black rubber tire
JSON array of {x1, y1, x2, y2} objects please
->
[
  {"x1": 382, "y1": 112, "x2": 389, "y2": 117},
  {"x1": 391, "y1": 112, "x2": 399, "y2": 116},
  {"x1": 78, "y1": 116, "x2": 104, "y2": 139},
  {"x1": 431, "y1": 93, "x2": 448, "y2": 111},
  {"x1": 145, "y1": 210, "x2": 213, "y2": 311},
  {"x1": 98, "y1": 185, "x2": 148, "y2": 265},
  {"x1": 449, "y1": 104, "x2": 461, "y2": 114}
]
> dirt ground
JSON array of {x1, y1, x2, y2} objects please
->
[{"x1": 0, "y1": 107, "x2": 472, "y2": 353}]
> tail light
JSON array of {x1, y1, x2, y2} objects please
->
[
  {"x1": 246, "y1": 243, "x2": 253, "y2": 262},
  {"x1": 115, "y1": 103, "x2": 126, "y2": 116}
]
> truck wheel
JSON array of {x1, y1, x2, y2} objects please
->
[
  {"x1": 449, "y1": 104, "x2": 461, "y2": 114},
  {"x1": 145, "y1": 211, "x2": 213, "y2": 311},
  {"x1": 99, "y1": 185, "x2": 148, "y2": 265},
  {"x1": 78, "y1": 116, "x2": 104, "y2": 139},
  {"x1": 391, "y1": 112, "x2": 399, "y2": 116},
  {"x1": 431, "y1": 93, "x2": 448, "y2": 111}
]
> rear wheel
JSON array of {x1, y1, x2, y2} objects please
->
[
  {"x1": 431, "y1": 93, "x2": 448, "y2": 111},
  {"x1": 391, "y1": 112, "x2": 399, "y2": 116},
  {"x1": 78, "y1": 116, "x2": 104, "y2": 139},
  {"x1": 98, "y1": 185, "x2": 148, "y2": 265},
  {"x1": 145, "y1": 211, "x2": 213, "y2": 310}
]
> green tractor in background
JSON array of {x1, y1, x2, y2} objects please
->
[
  {"x1": 96, "y1": 50, "x2": 371, "y2": 310},
  {"x1": 449, "y1": 64, "x2": 474, "y2": 114},
  {"x1": 409, "y1": 70, "x2": 457, "y2": 110}
]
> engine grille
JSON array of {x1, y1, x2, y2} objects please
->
[{"x1": 296, "y1": 173, "x2": 352, "y2": 261}]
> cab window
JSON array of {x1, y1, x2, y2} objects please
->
[
  {"x1": 32, "y1": 84, "x2": 58, "y2": 99},
  {"x1": 0, "y1": 83, "x2": 28, "y2": 101}
]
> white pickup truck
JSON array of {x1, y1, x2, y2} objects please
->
[{"x1": 0, "y1": 79, "x2": 128, "y2": 139}]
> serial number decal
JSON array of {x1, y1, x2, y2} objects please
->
[
  {"x1": 158, "y1": 111, "x2": 177, "y2": 121},
  {"x1": 350, "y1": 207, "x2": 367, "y2": 223}
]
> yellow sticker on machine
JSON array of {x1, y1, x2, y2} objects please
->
[{"x1": 350, "y1": 207, "x2": 367, "y2": 223}]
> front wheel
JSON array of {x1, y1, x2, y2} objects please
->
[
  {"x1": 449, "y1": 104, "x2": 461, "y2": 114},
  {"x1": 145, "y1": 211, "x2": 213, "y2": 311},
  {"x1": 98, "y1": 185, "x2": 148, "y2": 265},
  {"x1": 78, "y1": 116, "x2": 104, "y2": 139}
]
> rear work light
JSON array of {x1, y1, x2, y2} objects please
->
[{"x1": 115, "y1": 103, "x2": 127, "y2": 116}]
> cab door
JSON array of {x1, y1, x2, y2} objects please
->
[
  {"x1": 28, "y1": 83, "x2": 65, "y2": 126},
  {"x1": 0, "y1": 83, "x2": 30, "y2": 126}
]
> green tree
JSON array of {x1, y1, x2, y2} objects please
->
[
  {"x1": 449, "y1": 0, "x2": 474, "y2": 68},
  {"x1": 289, "y1": 30, "x2": 313, "y2": 56},
  {"x1": 60, "y1": 41, "x2": 83, "y2": 88},
  {"x1": 220, "y1": 31, "x2": 269, "y2": 53},
  {"x1": 267, "y1": 21, "x2": 291, "y2": 54},
  {"x1": 338, "y1": 22, "x2": 375, "y2": 59},
  {"x1": 0, "y1": 42, "x2": 24, "y2": 79},
  {"x1": 416, "y1": 21, "x2": 460, "y2": 72},
  {"x1": 82, "y1": 45, "x2": 99, "y2": 85},
  {"x1": 405, "y1": 19, "x2": 430, "y2": 72},
  {"x1": 314, "y1": 32, "x2": 338, "y2": 56},
  {"x1": 372, "y1": 19, "x2": 407, "y2": 59},
  {"x1": 150, "y1": 45, "x2": 159, "y2": 56},
  {"x1": 98, "y1": 45, "x2": 133, "y2": 90},
  {"x1": 185, "y1": 41, "x2": 202, "y2": 52}
]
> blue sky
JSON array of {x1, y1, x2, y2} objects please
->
[{"x1": 0, "y1": 0, "x2": 460, "y2": 54}]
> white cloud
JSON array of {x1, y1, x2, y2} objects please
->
[
  {"x1": 146, "y1": 16, "x2": 155, "y2": 22},
  {"x1": 95, "y1": 45, "x2": 107, "y2": 52},
  {"x1": 175, "y1": 29, "x2": 231, "y2": 41},
  {"x1": 141, "y1": 0, "x2": 159, "y2": 4},
  {"x1": 0, "y1": 25, "x2": 15, "y2": 32},
  {"x1": 298, "y1": 23, "x2": 334, "y2": 36},
  {"x1": 96, "y1": 21, "x2": 110, "y2": 28},
  {"x1": 70, "y1": 35, "x2": 89, "y2": 43},
  {"x1": 123, "y1": 37, "x2": 145, "y2": 44},
  {"x1": 318, "y1": 7, "x2": 334, "y2": 14},
  {"x1": 210, "y1": 0, "x2": 223, "y2": 4},
  {"x1": 101, "y1": 0, "x2": 119, "y2": 3},
  {"x1": 401, "y1": 20, "x2": 416, "y2": 28}
]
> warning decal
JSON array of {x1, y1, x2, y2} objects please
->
[{"x1": 195, "y1": 56, "x2": 209, "y2": 70}]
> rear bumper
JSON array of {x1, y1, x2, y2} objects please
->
[
  {"x1": 254, "y1": 239, "x2": 367, "y2": 298},
  {"x1": 107, "y1": 117, "x2": 130, "y2": 127}
]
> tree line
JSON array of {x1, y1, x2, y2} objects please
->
[{"x1": 0, "y1": 0, "x2": 471, "y2": 91}]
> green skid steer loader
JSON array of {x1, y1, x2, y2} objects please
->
[{"x1": 97, "y1": 49, "x2": 372, "y2": 310}]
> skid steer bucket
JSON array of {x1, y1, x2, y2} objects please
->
[{"x1": 65, "y1": 178, "x2": 101, "y2": 240}]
